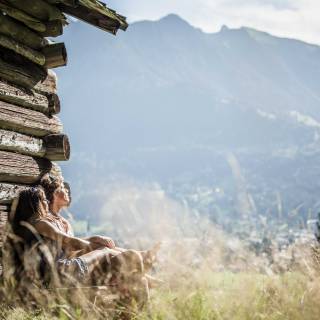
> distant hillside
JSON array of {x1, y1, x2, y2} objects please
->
[{"x1": 56, "y1": 15, "x2": 320, "y2": 222}]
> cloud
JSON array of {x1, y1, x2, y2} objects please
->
[{"x1": 108, "y1": 0, "x2": 320, "y2": 45}]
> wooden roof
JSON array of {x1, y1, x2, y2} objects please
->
[
  {"x1": 1, "y1": 0, "x2": 128, "y2": 35},
  {"x1": 60, "y1": 0, "x2": 128, "y2": 34}
]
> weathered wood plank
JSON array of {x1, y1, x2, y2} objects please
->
[
  {"x1": 34, "y1": 69, "x2": 57, "y2": 94},
  {"x1": 42, "y1": 42, "x2": 67, "y2": 68},
  {"x1": 0, "y1": 48, "x2": 47, "y2": 89},
  {"x1": 0, "y1": 79, "x2": 60, "y2": 115},
  {"x1": 60, "y1": 0, "x2": 128, "y2": 34},
  {"x1": 41, "y1": 19, "x2": 64, "y2": 37},
  {"x1": 0, "y1": 100, "x2": 62, "y2": 137},
  {"x1": 0, "y1": 1, "x2": 46, "y2": 32},
  {"x1": 0, "y1": 151, "x2": 62, "y2": 184},
  {"x1": 0, "y1": 151, "x2": 52, "y2": 184},
  {"x1": 0, "y1": 34, "x2": 45, "y2": 66},
  {"x1": 0, "y1": 130, "x2": 70, "y2": 161},
  {"x1": 5, "y1": 0, "x2": 65, "y2": 21},
  {"x1": 0, "y1": 129, "x2": 44, "y2": 157},
  {"x1": 0, "y1": 13, "x2": 47, "y2": 50},
  {"x1": 45, "y1": 0, "x2": 79, "y2": 7},
  {"x1": 0, "y1": 183, "x2": 28, "y2": 204}
]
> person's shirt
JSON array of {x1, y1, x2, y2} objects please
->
[
  {"x1": 28, "y1": 213, "x2": 73, "y2": 259},
  {"x1": 45, "y1": 213, "x2": 74, "y2": 237}
]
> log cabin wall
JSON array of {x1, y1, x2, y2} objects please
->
[{"x1": 0, "y1": 0, "x2": 128, "y2": 276}]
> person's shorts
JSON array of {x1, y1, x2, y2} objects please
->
[{"x1": 57, "y1": 257, "x2": 89, "y2": 282}]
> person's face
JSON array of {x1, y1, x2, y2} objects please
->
[{"x1": 53, "y1": 182, "x2": 70, "y2": 210}]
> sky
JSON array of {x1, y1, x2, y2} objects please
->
[{"x1": 107, "y1": 0, "x2": 320, "y2": 45}]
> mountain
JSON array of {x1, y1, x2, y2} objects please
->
[{"x1": 56, "y1": 15, "x2": 320, "y2": 223}]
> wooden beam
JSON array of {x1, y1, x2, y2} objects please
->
[
  {"x1": 0, "y1": 79, "x2": 60, "y2": 115},
  {"x1": 0, "y1": 57, "x2": 44, "y2": 89},
  {"x1": 45, "y1": 0, "x2": 79, "y2": 7},
  {"x1": 0, "y1": 13, "x2": 47, "y2": 50},
  {"x1": 44, "y1": 134, "x2": 70, "y2": 160},
  {"x1": 0, "y1": 129, "x2": 44, "y2": 157},
  {"x1": 0, "y1": 1, "x2": 46, "y2": 32},
  {"x1": 5, "y1": 0, "x2": 65, "y2": 21},
  {"x1": 0, "y1": 130, "x2": 70, "y2": 161},
  {"x1": 0, "y1": 183, "x2": 26, "y2": 204},
  {"x1": 0, "y1": 150, "x2": 55, "y2": 184},
  {"x1": 60, "y1": 1, "x2": 128, "y2": 35},
  {"x1": 0, "y1": 48, "x2": 47, "y2": 89},
  {"x1": 41, "y1": 19, "x2": 64, "y2": 37},
  {"x1": 0, "y1": 100, "x2": 62, "y2": 137},
  {"x1": 35, "y1": 69, "x2": 57, "y2": 94},
  {"x1": 42, "y1": 42, "x2": 67, "y2": 68},
  {"x1": 0, "y1": 34, "x2": 45, "y2": 66},
  {"x1": 0, "y1": 2, "x2": 65, "y2": 36}
]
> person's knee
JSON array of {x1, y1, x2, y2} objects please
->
[{"x1": 113, "y1": 250, "x2": 144, "y2": 275}]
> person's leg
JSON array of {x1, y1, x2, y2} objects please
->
[{"x1": 79, "y1": 247, "x2": 120, "y2": 273}]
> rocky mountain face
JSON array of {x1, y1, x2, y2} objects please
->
[{"x1": 56, "y1": 14, "x2": 320, "y2": 225}]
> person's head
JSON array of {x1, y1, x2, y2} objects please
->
[
  {"x1": 13, "y1": 187, "x2": 48, "y2": 223},
  {"x1": 40, "y1": 174, "x2": 70, "y2": 211},
  {"x1": 10, "y1": 187, "x2": 48, "y2": 242}
]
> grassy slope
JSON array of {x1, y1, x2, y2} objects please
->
[{"x1": 1, "y1": 270, "x2": 320, "y2": 320}]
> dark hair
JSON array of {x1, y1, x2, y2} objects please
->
[
  {"x1": 9, "y1": 188, "x2": 50, "y2": 284},
  {"x1": 40, "y1": 174, "x2": 71, "y2": 205},
  {"x1": 11, "y1": 187, "x2": 46, "y2": 244},
  {"x1": 40, "y1": 174, "x2": 62, "y2": 203}
]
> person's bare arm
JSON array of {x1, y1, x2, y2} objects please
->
[
  {"x1": 34, "y1": 220, "x2": 99, "y2": 253},
  {"x1": 83, "y1": 235, "x2": 116, "y2": 249}
]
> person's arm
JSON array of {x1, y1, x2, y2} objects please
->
[
  {"x1": 83, "y1": 235, "x2": 116, "y2": 249},
  {"x1": 34, "y1": 220, "x2": 100, "y2": 253}
]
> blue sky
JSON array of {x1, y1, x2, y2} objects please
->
[{"x1": 107, "y1": 0, "x2": 319, "y2": 45}]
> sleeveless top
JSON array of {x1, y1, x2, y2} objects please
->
[{"x1": 28, "y1": 212, "x2": 74, "y2": 260}]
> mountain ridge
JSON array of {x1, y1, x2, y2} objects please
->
[{"x1": 56, "y1": 14, "x2": 320, "y2": 221}]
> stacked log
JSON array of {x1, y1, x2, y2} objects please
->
[{"x1": 0, "y1": 0, "x2": 127, "y2": 276}]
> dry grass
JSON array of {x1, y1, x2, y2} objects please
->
[{"x1": 1, "y1": 234, "x2": 320, "y2": 320}]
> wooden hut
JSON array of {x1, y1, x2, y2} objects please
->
[{"x1": 0, "y1": 0, "x2": 128, "y2": 275}]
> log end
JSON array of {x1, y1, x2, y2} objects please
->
[
  {"x1": 43, "y1": 42, "x2": 68, "y2": 69},
  {"x1": 44, "y1": 134, "x2": 70, "y2": 161},
  {"x1": 48, "y1": 93, "x2": 61, "y2": 115}
]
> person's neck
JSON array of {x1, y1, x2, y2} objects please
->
[{"x1": 50, "y1": 203, "x2": 61, "y2": 216}]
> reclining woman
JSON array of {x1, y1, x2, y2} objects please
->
[
  {"x1": 39, "y1": 174, "x2": 160, "y2": 283},
  {"x1": 10, "y1": 187, "x2": 149, "y2": 302}
]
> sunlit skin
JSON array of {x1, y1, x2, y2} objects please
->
[
  {"x1": 48, "y1": 180, "x2": 117, "y2": 249},
  {"x1": 40, "y1": 180, "x2": 162, "y2": 286},
  {"x1": 46, "y1": 180, "x2": 160, "y2": 264}
]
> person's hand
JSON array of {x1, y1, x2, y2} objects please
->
[{"x1": 88, "y1": 235, "x2": 116, "y2": 249}]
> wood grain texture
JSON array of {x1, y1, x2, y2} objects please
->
[
  {"x1": 0, "y1": 47, "x2": 47, "y2": 89},
  {"x1": 0, "y1": 183, "x2": 28, "y2": 204},
  {"x1": 0, "y1": 150, "x2": 53, "y2": 184},
  {"x1": 42, "y1": 42, "x2": 67, "y2": 68},
  {"x1": 0, "y1": 79, "x2": 59, "y2": 115},
  {"x1": 0, "y1": 100, "x2": 62, "y2": 137},
  {"x1": 44, "y1": 134, "x2": 70, "y2": 160},
  {"x1": 0, "y1": 34, "x2": 45, "y2": 66},
  {"x1": 34, "y1": 69, "x2": 58, "y2": 94},
  {"x1": 0, "y1": 13, "x2": 47, "y2": 50},
  {"x1": 5, "y1": 0, "x2": 65, "y2": 21},
  {"x1": 0, "y1": 130, "x2": 70, "y2": 160},
  {"x1": 0, "y1": 1, "x2": 46, "y2": 32}
]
